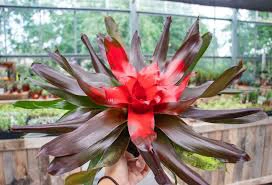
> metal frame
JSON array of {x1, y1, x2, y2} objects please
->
[{"x1": 0, "y1": 0, "x2": 272, "y2": 68}]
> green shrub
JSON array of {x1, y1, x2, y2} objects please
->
[{"x1": 0, "y1": 104, "x2": 66, "y2": 131}]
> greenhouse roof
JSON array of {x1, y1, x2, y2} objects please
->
[{"x1": 167, "y1": 0, "x2": 272, "y2": 12}]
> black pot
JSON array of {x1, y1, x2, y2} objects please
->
[
  {"x1": 266, "y1": 111, "x2": 272, "y2": 117},
  {"x1": 0, "y1": 131, "x2": 23, "y2": 139}
]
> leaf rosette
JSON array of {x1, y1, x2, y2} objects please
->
[{"x1": 12, "y1": 16, "x2": 267, "y2": 185}]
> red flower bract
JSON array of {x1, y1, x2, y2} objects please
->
[
  {"x1": 100, "y1": 38, "x2": 190, "y2": 149},
  {"x1": 11, "y1": 16, "x2": 268, "y2": 185}
]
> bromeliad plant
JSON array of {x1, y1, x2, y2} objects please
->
[{"x1": 12, "y1": 16, "x2": 267, "y2": 185}]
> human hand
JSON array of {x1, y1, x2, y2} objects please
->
[{"x1": 99, "y1": 152, "x2": 149, "y2": 185}]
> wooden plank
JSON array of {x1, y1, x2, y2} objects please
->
[
  {"x1": 232, "y1": 128, "x2": 246, "y2": 183},
  {"x1": 266, "y1": 125, "x2": 272, "y2": 175},
  {"x1": 0, "y1": 137, "x2": 55, "y2": 151},
  {"x1": 224, "y1": 128, "x2": 238, "y2": 184},
  {"x1": 229, "y1": 174, "x2": 272, "y2": 185},
  {"x1": 187, "y1": 117, "x2": 272, "y2": 134},
  {"x1": 27, "y1": 149, "x2": 41, "y2": 185},
  {"x1": 0, "y1": 153, "x2": 5, "y2": 185},
  {"x1": 14, "y1": 150, "x2": 28, "y2": 179},
  {"x1": 49, "y1": 156, "x2": 64, "y2": 185},
  {"x1": 198, "y1": 133, "x2": 211, "y2": 184},
  {"x1": 38, "y1": 156, "x2": 51, "y2": 185},
  {"x1": 261, "y1": 125, "x2": 272, "y2": 176},
  {"x1": 253, "y1": 126, "x2": 265, "y2": 178},
  {"x1": 241, "y1": 126, "x2": 257, "y2": 181},
  {"x1": 210, "y1": 131, "x2": 223, "y2": 185},
  {"x1": 3, "y1": 151, "x2": 15, "y2": 185}
]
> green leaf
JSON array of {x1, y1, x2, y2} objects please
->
[
  {"x1": 90, "y1": 128, "x2": 129, "y2": 169},
  {"x1": 104, "y1": 16, "x2": 124, "y2": 47},
  {"x1": 13, "y1": 99, "x2": 76, "y2": 110},
  {"x1": 173, "y1": 143, "x2": 225, "y2": 171},
  {"x1": 201, "y1": 61, "x2": 246, "y2": 98}
]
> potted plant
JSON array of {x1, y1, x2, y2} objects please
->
[{"x1": 11, "y1": 16, "x2": 267, "y2": 185}]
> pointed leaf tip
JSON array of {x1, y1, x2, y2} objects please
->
[
  {"x1": 130, "y1": 31, "x2": 146, "y2": 71},
  {"x1": 104, "y1": 16, "x2": 124, "y2": 46},
  {"x1": 152, "y1": 16, "x2": 172, "y2": 68}
]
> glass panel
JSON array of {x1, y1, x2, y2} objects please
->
[
  {"x1": 76, "y1": 11, "x2": 106, "y2": 54},
  {"x1": 110, "y1": 12, "x2": 130, "y2": 46},
  {"x1": 40, "y1": 10, "x2": 75, "y2": 54},
  {"x1": 200, "y1": 19, "x2": 215, "y2": 57},
  {"x1": 215, "y1": 7, "x2": 233, "y2": 19},
  {"x1": 214, "y1": 20, "x2": 232, "y2": 57},
  {"x1": 238, "y1": 58, "x2": 259, "y2": 85},
  {"x1": 136, "y1": 0, "x2": 199, "y2": 17},
  {"x1": 3, "y1": 0, "x2": 129, "y2": 9},
  {"x1": 191, "y1": 57, "x2": 231, "y2": 84},
  {"x1": 138, "y1": 14, "x2": 164, "y2": 55},
  {"x1": 257, "y1": 12, "x2": 272, "y2": 23},
  {"x1": 168, "y1": 16, "x2": 193, "y2": 55},
  {"x1": 196, "y1": 5, "x2": 215, "y2": 18},
  {"x1": 237, "y1": 22, "x2": 257, "y2": 57},
  {"x1": 0, "y1": 8, "x2": 5, "y2": 55},
  {"x1": 238, "y1": 9, "x2": 257, "y2": 21},
  {"x1": 256, "y1": 24, "x2": 272, "y2": 56},
  {"x1": 2, "y1": 0, "x2": 37, "y2": 6},
  {"x1": 104, "y1": 0, "x2": 129, "y2": 9},
  {"x1": 238, "y1": 10, "x2": 272, "y2": 23},
  {"x1": 5, "y1": 8, "x2": 41, "y2": 54}
]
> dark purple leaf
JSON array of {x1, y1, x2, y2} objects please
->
[
  {"x1": 183, "y1": 17, "x2": 199, "y2": 42},
  {"x1": 130, "y1": 31, "x2": 146, "y2": 71},
  {"x1": 39, "y1": 109, "x2": 127, "y2": 157},
  {"x1": 180, "y1": 32, "x2": 212, "y2": 83},
  {"x1": 181, "y1": 107, "x2": 263, "y2": 121},
  {"x1": 139, "y1": 149, "x2": 172, "y2": 185},
  {"x1": 57, "y1": 108, "x2": 100, "y2": 124},
  {"x1": 155, "y1": 114, "x2": 250, "y2": 163},
  {"x1": 208, "y1": 111, "x2": 268, "y2": 124},
  {"x1": 181, "y1": 61, "x2": 245, "y2": 100},
  {"x1": 81, "y1": 34, "x2": 114, "y2": 77},
  {"x1": 31, "y1": 79, "x2": 102, "y2": 108},
  {"x1": 32, "y1": 63, "x2": 85, "y2": 96},
  {"x1": 153, "y1": 130, "x2": 209, "y2": 185},
  {"x1": 11, "y1": 110, "x2": 100, "y2": 135},
  {"x1": 181, "y1": 81, "x2": 213, "y2": 100},
  {"x1": 162, "y1": 30, "x2": 202, "y2": 85},
  {"x1": 154, "y1": 98, "x2": 197, "y2": 115},
  {"x1": 49, "y1": 53, "x2": 111, "y2": 105},
  {"x1": 47, "y1": 125, "x2": 125, "y2": 175},
  {"x1": 152, "y1": 16, "x2": 172, "y2": 68},
  {"x1": 11, "y1": 123, "x2": 80, "y2": 134},
  {"x1": 97, "y1": 33, "x2": 108, "y2": 62},
  {"x1": 200, "y1": 61, "x2": 245, "y2": 98},
  {"x1": 48, "y1": 50, "x2": 112, "y2": 87}
]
